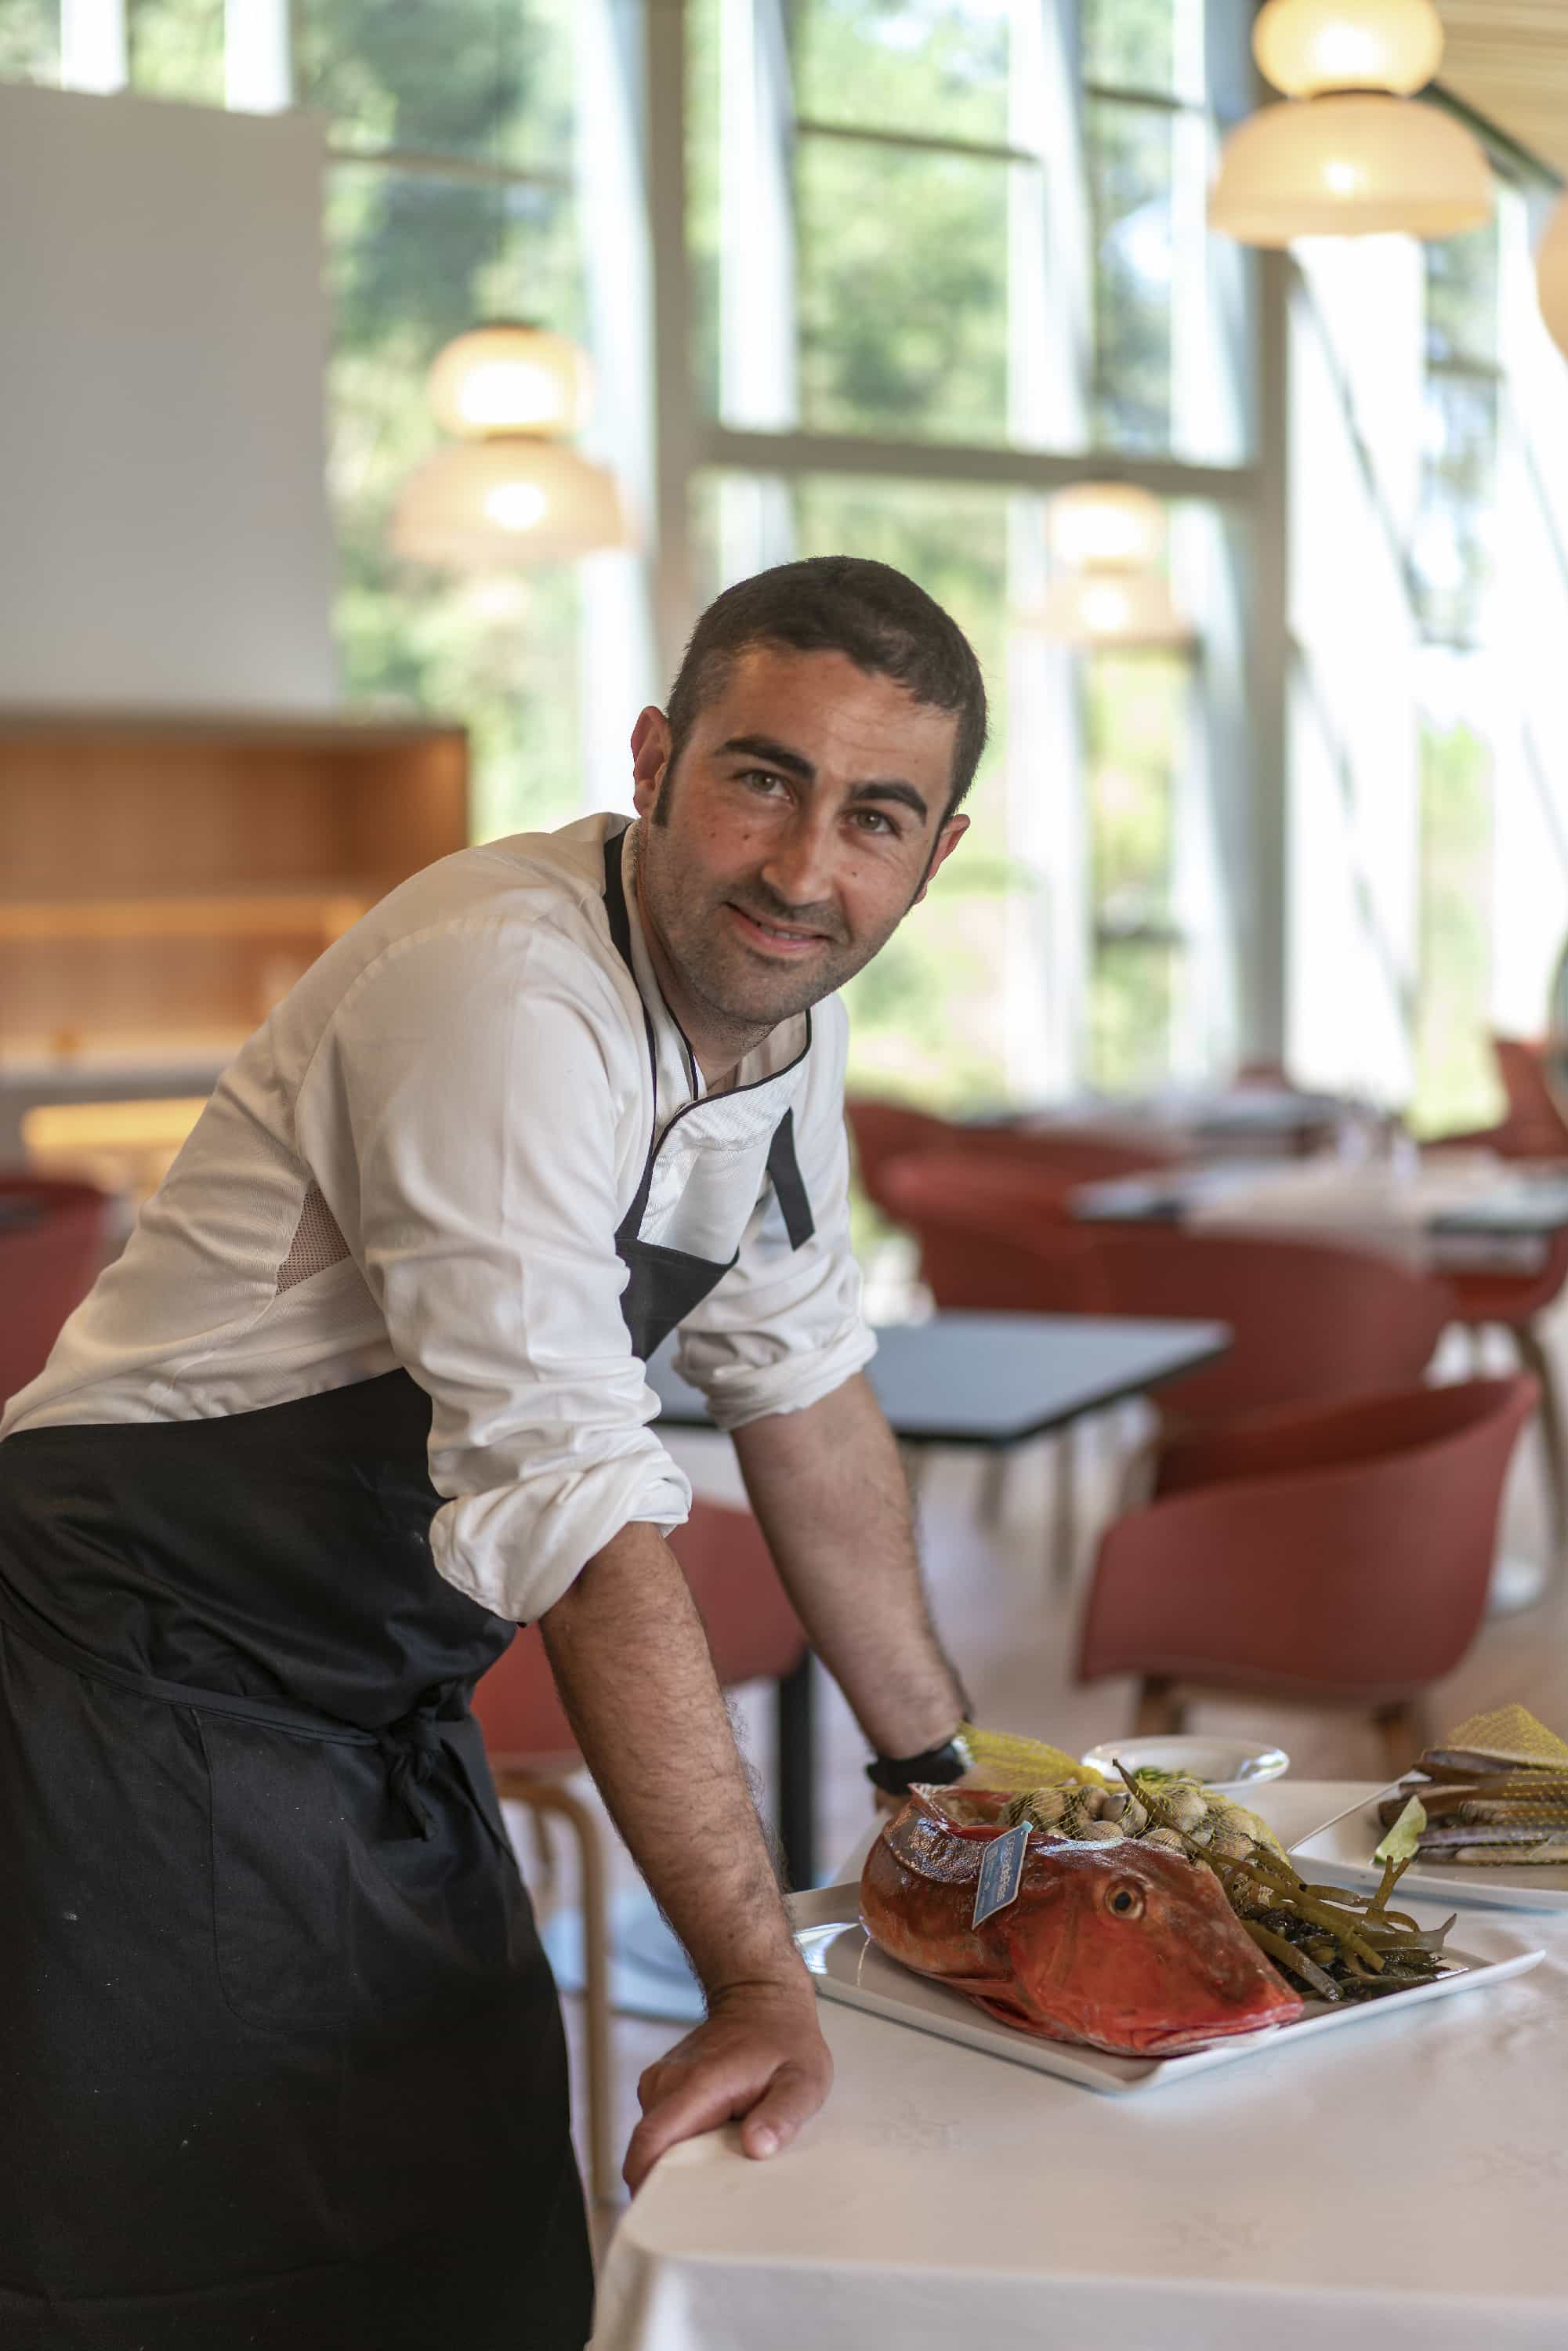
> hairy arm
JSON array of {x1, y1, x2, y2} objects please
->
[
  {"x1": 539, "y1": 1520, "x2": 831, "y2": 2189},
  {"x1": 730, "y1": 1371, "x2": 966, "y2": 1758}
]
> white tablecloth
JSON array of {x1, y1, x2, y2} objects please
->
[{"x1": 589, "y1": 1781, "x2": 1568, "y2": 2351}]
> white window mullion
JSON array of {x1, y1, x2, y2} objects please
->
[
  {"x1": 719, "y1": 0, "x2": 798, "y2": 433},
  {"x1": 60, "y1": 0, "x2": 126, "y2": 94},
  {"x1": 575, "y1": 0, "x2": 661, "y2": 808},
  {"x1": 225, "y1": 0, "x2": 292, "y2": 114}
]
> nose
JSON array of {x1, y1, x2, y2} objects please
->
[{"x1": 759, "y1": 804, "x2": 838, "y2": 912}]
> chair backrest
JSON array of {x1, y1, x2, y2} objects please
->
[
  {"x1": 956, "y1": 1122, "x2": 1188, "y2": 1183},
  {"x1": 0, "y1": 1176, "x2": 113, "y2": 1406},
  {"x1": 1491, "y1": 1034, "x2": 1568, "y2": 1156},
  {"x1": 1077, "y1": 1375, "x2": 1536, "y2": 1703},
  {"x1": 1087, "y1": 1226, "x2": 1453, "y2": 1428},
  {"x1": 471, "y1": 1498, "x2": 806, "y2": 1767},
  {"x1": 844, "y1": 1097, "x2": 957, "y2": 1219},
  {"x1": 878, "y1": 1152, "x2": 1110, "y2": 1314}
]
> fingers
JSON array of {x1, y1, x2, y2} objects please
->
[
  {"x1": 623, "y1": 2055, "x2": 750, "y2": 2190},
  {"x1": 736, "y1": 2053, "x2": 833, "y2": 2161},
  {"x1": 622, "y1": 2027, "x2": 833, "y2": 2192}
]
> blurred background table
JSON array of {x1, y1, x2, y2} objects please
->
[{"x1": 646, "y1": 1312, "x2": 1230, "y2": 1452}]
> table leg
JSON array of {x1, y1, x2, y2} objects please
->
[{"x1": 775, "y1": 1654, "x2": 816, "y2": 1893}]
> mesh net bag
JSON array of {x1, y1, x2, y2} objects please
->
[
  {"x1": 1439, "y1": 1703, "x2": 1568, "y2": 1773},
  {"x1": 958, "y1": 1723, "x2": 1107, "y2": 1792}
]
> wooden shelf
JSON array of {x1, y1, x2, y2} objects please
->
[
  {"x1": 0, "y1": 889, "x2": 374, "y2": 944},
  {"x1": 0, "y1": 708, "x2": 470, "y2": 1161}
]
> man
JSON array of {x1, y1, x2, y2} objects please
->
[{"x1": 0, "y1": 556, "x2": 983, "y2": 2349}]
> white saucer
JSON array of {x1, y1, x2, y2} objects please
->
[{"x1": 1079, "y1": 1734, "x2": 1290, "y2": 1794}]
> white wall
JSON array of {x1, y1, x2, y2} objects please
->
[{"x1": 0, "y1": 82, "x2": 335, "y2": 710}]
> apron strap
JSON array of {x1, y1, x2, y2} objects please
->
[
  {"x1": 0, "y1": 1578, "x2": 455, "y2": 1838},
  {"x1": 766, "y1": 1108, "x2": 816, "y2": 1250}
]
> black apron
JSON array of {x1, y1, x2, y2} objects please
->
[{"x1": 0, "y1": 824, "x2": 816, "y2": 2349}]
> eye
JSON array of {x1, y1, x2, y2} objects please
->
[
  {"x1": 737, "y1": 768, "x2": 788, "y2": 795},
  {"x1": 850, "y1": 808, "x2": 896, "y2": 835},
  {"x1": 1106, "y1": 1881, "x2": 1145, "y2": 1919}
]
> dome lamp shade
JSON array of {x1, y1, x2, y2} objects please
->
[
  {"x1": 1209, "y1": 0, "x2": 1494, "y2": 248},
  {"x1": 1209, "y1": 92, "x2": 1494, "y2": 245},
  {"x1": 392, "y1": 439, "x2": 630, "y2": 568},
  {"x1": 1035, "y1": 484, "x2": 1190, "y2": 646},
  {"x1": 1252, "y1": 0, "x2": 1444, "y2": 99},
  {"x1": 425, "y1": 324, "x2": 590, "y2": 441},
  {"x1": 393, "y1": 321, "x2": 629, "y2": 566}
]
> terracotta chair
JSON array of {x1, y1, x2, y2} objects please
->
[
  {"x1": 954, "y1": 1122, "x2": 1188, "y2": 1185},
  {"x1": 1087, "y1": 1227, "x2": 1455, "y2": 1434},
  {"x1": 1077, "y1": 1376, "x2": 1537, "y2": 1777},
  {"x1": 0, "y1": 1175, "x2": 113, "y2": 1405},
  {"x1": 471, "y1": 1499, "x2": 808, "y2": 2207},
  {"x1": 1432, "y1": 1034, "x2": 1568, "y2": 1160},
  {"x1": 843, "y1": 1097, "x2": 957, "y2": 1221},
  {"x1": 1445, "y1": 1230, "x2": 1568, "y2": 1559},
  {"x1": 877, "y1": 1152, "x2": 1109, "y2": 1315}
]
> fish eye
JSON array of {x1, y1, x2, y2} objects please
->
[{"x1": 1106, "y1": 1882, "x2": 1145, "y2": 1919}]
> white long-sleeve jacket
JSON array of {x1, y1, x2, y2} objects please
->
[{"x1": 2, "y1": 814, "x2": 876, "y2": 1622}]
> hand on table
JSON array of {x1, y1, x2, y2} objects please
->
[{"x1": 623, "y1": 1978, "x2": 833, "y2": 2192}]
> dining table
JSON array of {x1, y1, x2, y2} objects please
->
[
  {"x1": 589, "y1": 1774, "x2": 1568, "y2": 2351},
  {"x1": 1072, "y1": 1155, "x2": 1568, "y2": 1251}
]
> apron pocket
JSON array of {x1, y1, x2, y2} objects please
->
[{"x1": 202, "y1": 1714, "x2": 376, "y2": 2032}]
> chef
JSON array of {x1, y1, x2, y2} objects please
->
[{"x1": 0, "y1": 554, "x2": 983, "y2": 2350}]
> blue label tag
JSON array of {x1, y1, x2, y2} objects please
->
[{"x1": 973, "y1": 1822, "x2": 1032, "y2": 1928}]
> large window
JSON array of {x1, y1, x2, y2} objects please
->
[{"x1": 689, "y1": 0, "x2": 1253, "y2": 1107}]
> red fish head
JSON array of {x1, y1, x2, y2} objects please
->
[{"x1": 991, "y1": 1838, "x2": 1303, "y2": 2056}]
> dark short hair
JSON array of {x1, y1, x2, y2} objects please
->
[{"x1": 664, "y1": 555, "x2": 988, "y2": 818}]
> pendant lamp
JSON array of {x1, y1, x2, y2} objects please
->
[
  {"x1": 1209, "y1": 0, "x2": 1494, "y2": 247},
  {"x1": 1537, "y1": 197, "x2": 1568, "y2": 363},
  {"x1": 393, "y1": 323, "x2": 630, "y2": 567},
  {"x1": 1034, "y1": 484, "x2": 1190, "y2": 647}
]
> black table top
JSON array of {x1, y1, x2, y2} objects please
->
[
  {"x1": 1073, "y1": 1165, "x2": 1568, "y2": 1242},
  {"x1": 646, "y1": 1312, "x2": 1229, "y2": 1450}
]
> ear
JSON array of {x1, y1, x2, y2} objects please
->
[
  {"x1": 630, "y1": 707, "x2": 672, "y2": 818},
  {"x1": 911, "y1": 813, "x2": 969, "y2": 905}
]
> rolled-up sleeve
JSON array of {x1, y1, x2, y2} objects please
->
[
  {"x1": 295, "y1": 918, "x2": 690, "y2": 1623},
  {"x1": 673, "y1": 996, "x2": 876, "y2": 1430}
]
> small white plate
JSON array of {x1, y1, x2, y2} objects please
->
[
  {"x1": 1080, "y1": 1734, "x2": 1290, "y2": 1794},
  {"x1": 1290, "y1": 1786, "x2": 1568, "y2": 1913},
  {"x1": 790, "y1": 1883, "x2": 1541, "y2": 2096}
]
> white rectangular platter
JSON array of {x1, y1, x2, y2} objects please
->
[
  {"x1": 1290, "y1": 1787, "x2": 1568, "y2": 1913},
  {"x1": 790, "y1": 1882, "x2": 1542, "y2": 2097}
]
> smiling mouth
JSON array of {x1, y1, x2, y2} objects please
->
[{"x1": 726, "y1": 903, "x2": 833, "y2": 953}]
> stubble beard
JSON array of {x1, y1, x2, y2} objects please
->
[{"x1": 638, "y1": 825, "x2": 892, "y2": 1039}]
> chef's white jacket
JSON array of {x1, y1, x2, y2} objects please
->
[{"x1": 2, "y1": 815, "x2": 876, "y2": 1623}]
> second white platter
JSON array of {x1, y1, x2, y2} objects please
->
[
  {"x1": 790, "y1": 1882, "x2": 1543, "y2": 2096},
  {"x1": 1290, "y1": 1787, "x2": 1568, "y2": 1913}
]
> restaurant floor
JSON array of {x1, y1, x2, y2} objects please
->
[{"x1": 516, "y1": 1297, "x2": 1568, "y2": 2222}]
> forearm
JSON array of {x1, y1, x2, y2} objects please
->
[
  {"x1": 730, "y1": 1371, "x2": 966, "y2": 1757},
  {"x1": 538, "y1": 1519, "x2": 803, "y2": 1999}
]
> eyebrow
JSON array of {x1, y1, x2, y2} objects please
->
[{"x1": 715, "y1": 734, "x2": 931, "y2": 824}]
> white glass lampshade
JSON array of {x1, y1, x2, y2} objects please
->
[
  {"x1": 1537, "y1": 195, "x2": 1568, "y2": 363},
  {"x1": 425, "y1": 324, "x2": 590, "y2": 441},
  {"x1": 1048, "y1": 482, "x2": 1167, "y2": 571},
  {"x1": 1210, "y1": 92, "x2": 1494, "y2": 245},
  {"x1": 1253, "y1": 0, "x2": 1443, "y2": 99},
  {"x1": 1034, "y1": 571, "x2": 1190, "y2": 647},
  {"x1": 392, "y1": 438, "x2": 630, "y2": 566}
]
